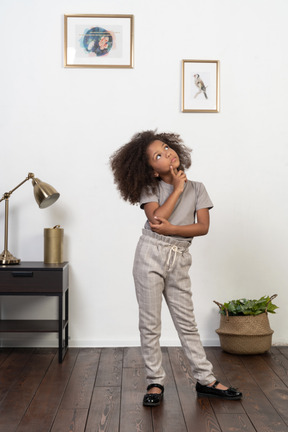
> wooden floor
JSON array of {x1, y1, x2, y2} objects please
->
[{"x1": 0, "y1": 346, "x2": 288, "y2": 432}]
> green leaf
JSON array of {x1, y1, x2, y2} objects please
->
[{"x1": 217, "y1": 295, "x2": 278, "y2": 316}]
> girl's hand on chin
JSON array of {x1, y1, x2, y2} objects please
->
[{"x1": 170, "y1": 166, "x2": 187, "y2": 193}]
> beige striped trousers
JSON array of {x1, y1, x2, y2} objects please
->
[{"x1": 133, "y1": 229, "x2": 216, "y2": 386}]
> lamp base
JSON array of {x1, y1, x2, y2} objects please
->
[{"x1": 0, "y1": 250, "x2": 20, "y2": 265}]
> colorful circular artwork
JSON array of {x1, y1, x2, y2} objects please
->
[{"x1": 82, "y1": 27, "x2": 113, "y2": 56}]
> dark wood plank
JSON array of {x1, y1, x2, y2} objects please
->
[
  {"x1": 213, "y1": 348, "x2": 288, "y2": 432},
  {"x1": 0, "y1": 348, "x2": 34, "y2": 404},
  {"x1": 123, "y1": 346, "x2": 144, "y2": 368},
  {"x1": 84, "y1": 348, "x2": 123, "y2": 432},
  {"x1": 152, "y1": 348, "x2": 188, "y2": 432},
  {"x1": 278, "y1": 347, "x2": 288, "y2": 359},
  {"x1": 46, "y1": 349, "x2": 99, "y2": 432},
  {"x1": 120, "y1": 351, "x2": 153, "y2": 432},
  {"x1": 60, "y1": 348, "x2": 101, "y2": 410},
  {"x1": 0, "y1": 348, "x2": 12, "y2": 366},
  {"x1": 95, "y1": 348, "x2": 123, "y2": 387},
  {"x1": 241, "y1": 354, "x2": 288, "y2": 426},
  {"x1": 85, "y1": 387, "x2": 121, "y2": 432},
  {"x1": 168, "y1": 347, "x2": 221, "y2": 432},
  {"x1": 0, "y1": 346, "x2": 287, "y2": 431},
  {"x1": 16, "y1": 348, "x2": 79, "y2": 432},
  {"x1": 216, "y1": 413, "x2": 257, "y2": 432},
  {"x1": 0, "y1": 350, "x2": 54, "y2": 432},
  {"x1": 262, "y1": 347, "x2": 288, "y2": 386},
  {"x1": 51, "y1": 409, "x2": 88, "y2": 432}
]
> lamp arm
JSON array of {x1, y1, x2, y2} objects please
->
[
  {"x1": 0, "y1": 172, "x2": 59, "y2": 265},
  {"x1": 0, "y1": 173, "x2": 35, "y2": 203}
]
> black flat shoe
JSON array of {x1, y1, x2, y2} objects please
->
[
  {"x1": 196, "y1": 380, "x2": 242, "y2": 400},
  {"x1": 143, "y1": 384, "x2": 164, "y2": 407}
]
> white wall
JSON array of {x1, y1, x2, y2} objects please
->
[{"x1": 1, "y1": 0, "x2": 287, "y2": 348}]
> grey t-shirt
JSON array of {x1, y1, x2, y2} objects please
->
[{"x1": 140, "y1": 180, "x2": 213, "y2": 241}]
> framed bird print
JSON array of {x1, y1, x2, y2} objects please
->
[
  {"x1": 182, "y1": 60, "x2": 220, "y2": 112},
  {"x1": 64, "y1": 14, "x2": 134, "y2": 68}
]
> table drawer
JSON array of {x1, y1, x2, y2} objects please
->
[{"x1": 0, "y1": 270, "x2": 64, "y2": 293}]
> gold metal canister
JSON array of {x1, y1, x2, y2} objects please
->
[{"x1": 44, "y1": 225, "x2": 64, "y2": 264}]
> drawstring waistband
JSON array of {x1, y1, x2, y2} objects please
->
[
  {"x1": 140, "y1": 229, "x2": 191, "y2": 272},
  {"x1": 141, "y1": 229, "x2": 191, "y2": 249},
  {"x1": 166, "y1": 244, "x2": 181, "y2": 271}
]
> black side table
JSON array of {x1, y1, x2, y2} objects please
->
[{"x1": 0, "y1": 261, "x2": 69, "y2": 363}]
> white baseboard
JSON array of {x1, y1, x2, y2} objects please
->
[
  {"x1": 2, "y1": 335, "x2": 286, "y2": 348},
  {"x1": 0, "y1": 335, "x2": 221, "y2": 348}
]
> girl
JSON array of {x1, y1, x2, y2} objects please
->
[{"x1": 110, "y1": 130, "x2": 242, "y2": 405}]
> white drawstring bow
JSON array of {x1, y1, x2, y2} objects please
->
[{"x1": 166, "y1": 244, "x2": 181, "y2": 271}]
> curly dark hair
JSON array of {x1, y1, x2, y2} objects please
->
[{"x1": 110, "y1": 130, "x2": 192, "y2": 205}]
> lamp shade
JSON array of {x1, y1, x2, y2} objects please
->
[{"x1": 32, "y1": 178, "x2": 60, "y2": 209}]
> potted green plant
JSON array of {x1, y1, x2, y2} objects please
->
[{"x1": 214, "y1": 295, "x2": 278, "y2": 355}]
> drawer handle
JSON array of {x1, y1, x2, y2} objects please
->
[{"x1": 12, "y1": 271, "x2": 34, "y2": 277}]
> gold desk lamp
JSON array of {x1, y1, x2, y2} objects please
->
[{"x1": 0, "y1": 172, "x2": 60, "y2": 265}]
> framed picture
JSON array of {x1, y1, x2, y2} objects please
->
[
  {"x1": 64, "y1": 14, "x2": 134, "y2": 68},
  {"x1": 182, "y1": 60, "x2": 220, "y2": 112}
]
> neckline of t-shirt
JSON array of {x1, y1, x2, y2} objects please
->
[
  {"x1": 160, "y1": 180, "x2": 173, "y2": 188},
  {"x1": 160, "y1": 180, "x2": 189, "y2": 189}
]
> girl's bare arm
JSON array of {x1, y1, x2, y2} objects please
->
[
  {"x1": 143, "y1": 168, "x2": 187, "y2": 224},
  {"x1": 149, "y1": 208, "x2": 210, "y2": 237}
]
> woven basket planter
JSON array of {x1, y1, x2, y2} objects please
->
[{"x1": 215, "y1": 312, "x2": 273, "y2": 355}]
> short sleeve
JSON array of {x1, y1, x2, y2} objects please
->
[
  {"x1": 195, "y1": 182, "x2": 213, "y2": 210},
  {"x1": 139, "y1": 186, "x2": 159, "y2": 209}
]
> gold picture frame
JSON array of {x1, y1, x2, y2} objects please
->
[
  {"x1": 64, "y1": 14, "x2": 134, "y2": 68},
  {"x1": 182, "y1": 60, "x2": 220, "y2": 112}
]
